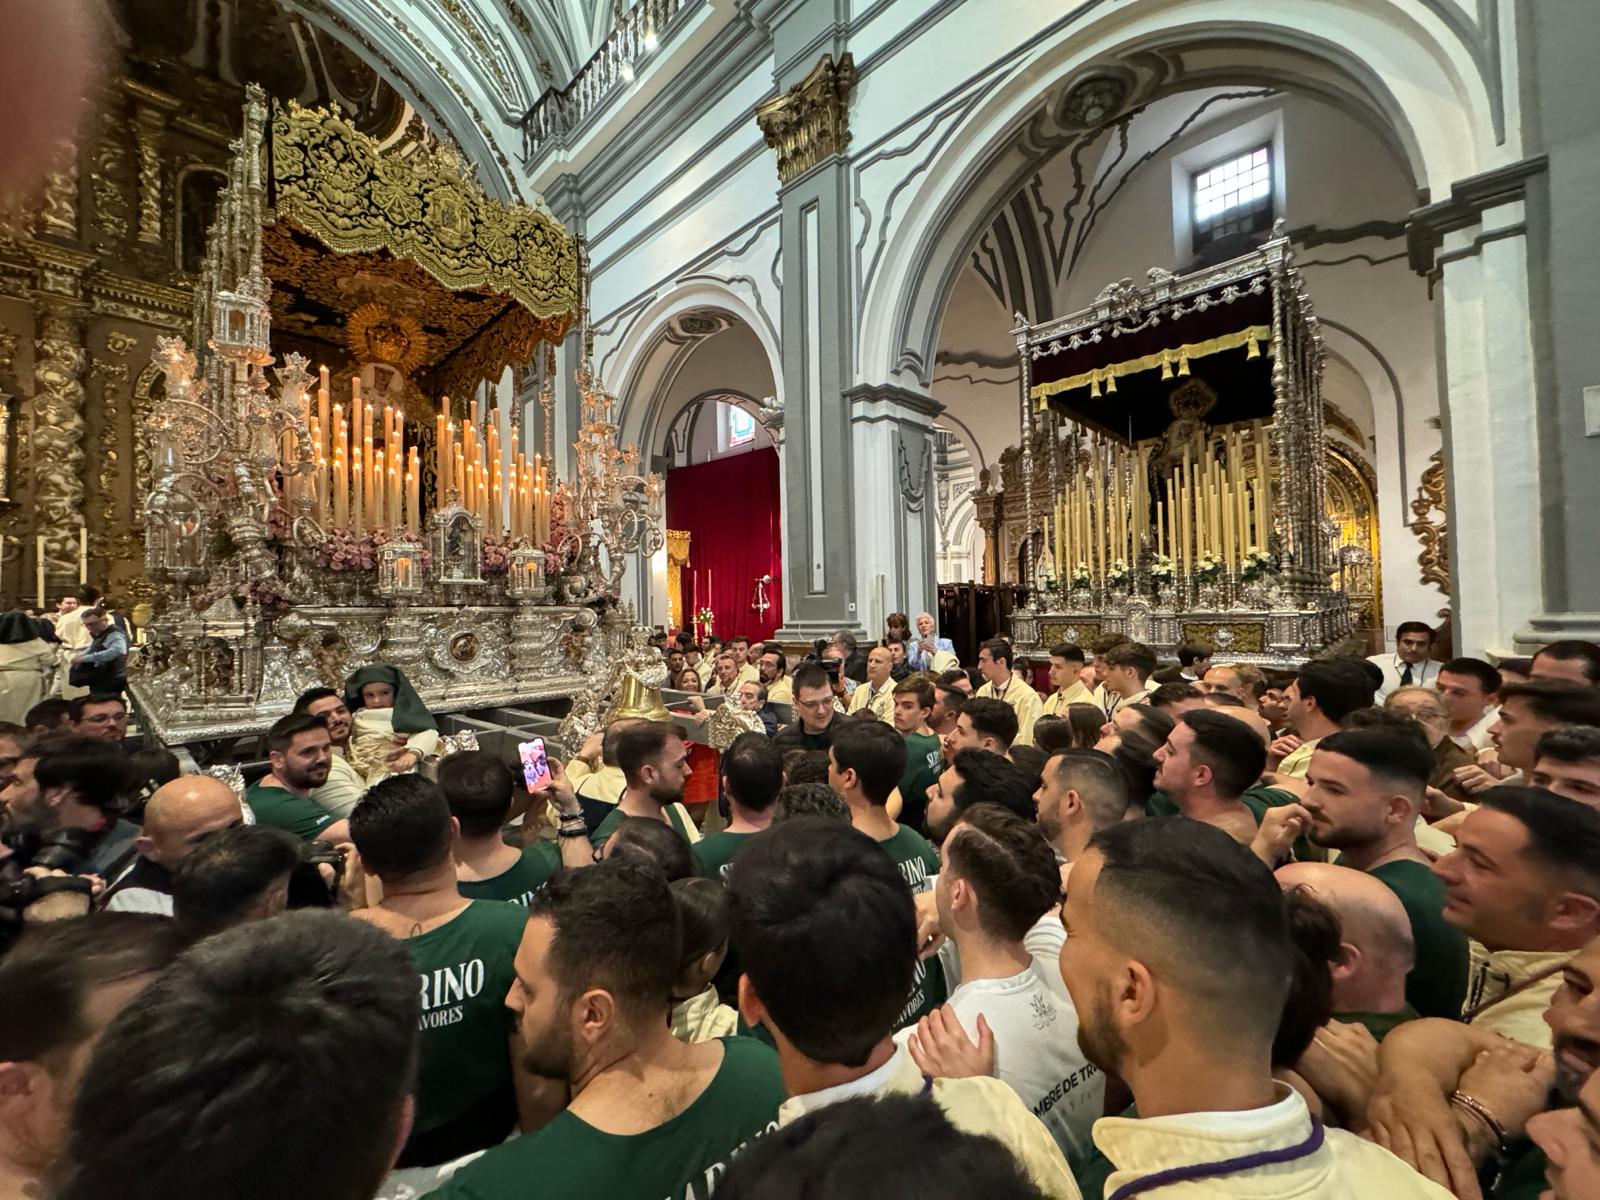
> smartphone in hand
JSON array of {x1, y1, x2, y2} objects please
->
[{"x1": 517, "y1": 738, "x2": 552, "y2": 792}]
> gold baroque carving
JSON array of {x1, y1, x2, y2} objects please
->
[
  {"x1": 1181, "y1": 622, "x2": 1267, "y2": 654},
  {"x1": 1409, "y1": 448, "x2": 1449, "y2": 594},
  {"x1": 756, "y1": 54, "x2": 857, "y2": 184},
  {"x1": 32, "y1": 309, "x2": 88, "y2": 594},
  {"x1": 134, "y1": 107, "x2": 166, "y2": 245},
  {"x1": 105, "y1": 330, "x2": 140, "y2": 357},
  {"x1": 92, "y1": 133, "x2": 132, "y2": 244},
  {"x1": 37, "y1": 147, "x2": 78, "y2": 238},
  {"x1": 269, "y1": 98, "x2": 577, "y2": 326}
]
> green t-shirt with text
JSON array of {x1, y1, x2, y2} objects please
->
[
  {"x1": 457, "y1": 842, "x2": 561, "y2": 906},
  {"x1": 405, "y1": 900, "x2": 528, "y2": 1159},
  {"x1": 693, "y1": 830, "x2": 752, "y2": 881},
  {"x1": 244, "y1": 781, "x2": 336, "y2": 840},
  {"x1": 876, "y1": 824, "x2": 947, "y2": 1028},
  {"x1": 1369, "y1": 858, "x2": 1469, "y2": 1020},
  {"x1": 423, "y1": 1036, "x2": 786, "y2": 1200},
  {"x1": 898, "y1": 732, "x2": 942, "y2": 834}
]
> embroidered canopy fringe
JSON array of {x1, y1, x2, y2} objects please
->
[{"x1": 1030, "y1": 324, "x2": 1271, "y2": 407}]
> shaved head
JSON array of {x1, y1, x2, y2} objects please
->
[
  {"x1": 1276, "y1": 861, "x2": 1414, "y2": 1012},
  {"x1": 138, "y1": 776, "x2": 244, "y2": 868}
]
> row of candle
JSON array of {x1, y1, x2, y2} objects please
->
[
  {"x1": 296, "y1": 368, "x2": 555, "y2": 544},
  {"x1": 2, "y1": 530, "x2": 89, "y2": 609},
  {"x1": 1047, "y1": 420, "x2": 1276, "y2": 581}
]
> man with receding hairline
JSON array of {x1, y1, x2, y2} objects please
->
[
  {"x1": 101, "y1": 775, "x2": 244, "y2": 915},
  {"x1": 1060, "y1": 818, "x2": 1450, "y2": 1197}
]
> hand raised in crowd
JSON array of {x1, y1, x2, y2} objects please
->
[
  {"x1": 907, "y1": 1006, "x2": 994, "y2": 1080},
  {"x1": 575, "y1": 730, "x2": 604, "y2": 767},
  {"x1": 1452, "y1": 764, "x2": 1501, "y2": 795},
  {"x1": 544, "y1": 757, "x2": 583, "y2": 820},
  {"x1": 912, "y1": 890, "x2": 944, "y2": 962},
  {"x1": 1420, "y1": 784, "x2": 1465, "y2": 821},
  {"x1": 1295, "y1": 1021, "x2": 1380, "y2": 1129},
  {"x1": 1266, "y1": 733, "x2": 1302, "y2": 771},
  {"x1": 1250, "y1": 802, "x2": 1311, "y2": 867},
  {"x1": 384, "y1": 747, "x2": 421, "y2": 770}
]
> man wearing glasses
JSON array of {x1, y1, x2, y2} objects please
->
[{"x1": 774, "y1": 663, "x2": 841, "y2": 752}]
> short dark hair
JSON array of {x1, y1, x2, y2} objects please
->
[
  {"x1": 1295, "y1": 658, "x2": 1377, "y2": 722},
  {"x1": 532, "y1": 862, "x2": 680, "y2": 1022},
  {"x1": 791, "y1": 663, "x2": 831, "y2": 695},
  {"x1": 1112, "y1": 706, "x2": 1177, "y2": 807},
  {"x1": 671, "y1": 876, "x2": 730, "y2": 971},
  {"x1": 932, "y1": 684, "x2": 966, "y2": 719},
  {"x1": 348, "y1": 774, "x2": 454, "y2": 879},
  {"x1": 945, "y1": 803, "x2": 1060, "y2": 942},
  {"x1": 172, "y1": 825, "x2": 303, "y2": 933},
  {"x1": 265, "y1": 710, "x2": 329, "y2": 755},
  {"x1": 1534, "y1": 640, "x2": 1600, "y2": 683},
  {"x1": 1149, "y1": 681, "x2": 1204, "y2": 710},
  {"x1": 979, "y1": 639, "x2": 1013, "y2": 670},
  {"x1": 720, "y1": 732, "x2": 783, "y2": 813},
  {"x1": 730, "y1": 635, "x2": 750, "y2": 647},
  {"x1": 69, "y1": 692, "x2": 126, "y2": 724},
  {"x1": 761, "y1": 647, "x2": 788, "y2": 672},
  {"x1": 1088, "y1": 817, "x2": 1293, "y2": 1039},
  {"x1": 1178, "y1": 642, "x2": 1214, "y2": 668},
  {"x1": 1395, "y1": 621, "x2": 1435, "y2": 642},
  {"x1": 1049, "y1": 642, "x2": 1086, "y2": 666},
  {"x1": 961, "y1": 696, "x2": 1018, "y2": 749},
  {"x1": 1315, "y1": 729, "x2": 1434, "y2": 798},
  {"x1": 291, "y1": 686, "x2": 342, "y2": 715},
  {"x1": 729, "y1": 819, "x2": 915, "y2": 1065},
  {"x1": 612, "y1": 720, "x2": 682, "y2": 786},
  {"x1": 1499, "y1": 680, "x2": 1600, "y2": 728},
  {"x1": 1439, "y1": 657, "x2": 1502, "y2": 696},
  {"x1": 936, "y1": 668, "x2": 970, "y2": 688},
  {"x1": 711, "y1": 1093, "x2": 1051, "y2": 1200},
  {"x1": 33, "y1": 734, "x2": 137, "y2": 812},
  {"x1": 1535, "y1": 725, "x2": 1600, "y2": 766},
  {"x1": 1179, "y1": 709, "x2": 1267, "y2": 800},
  {"x1": 1090, "y1": 633, "x2": 1132, "y2": 656},
  {"x1": 1340, "y1": 706, "x2": 1435, "y2": 751},
  {"x1": 1007, "y1": 744, "x2": 1048, "y2": 789},
  {"x1": 599, "y1": 718, "x2": 646, "y2": 767},
  {"x1": 604, "y1": 816, "x2": 697, "y2": 881},
  {"x1": 24, "y1": 697, "x2": 73, "y2": 731},
  {"x1": 829, "y1": 719, "x2": 906, "y2": 805},
  {"x1": 60, "y1": 911, "x2": 419, "y2": 1200},
  {"x1": 1045, "y1": 748, "x2": 1131, "y2": 829},
  {"x1": 783, "y1": 749, "x2": 832, "y2": 785},
  {"x1": 436, "y1": 751, "x2": 518, "y2": 838},
  {"x1": 1278, "y1": 886, "x2": 1338, "y2": 1068},
  {"x1": 892, "y1": 677, "x2": 934, "y2": 711},
  {"x1": 773, "y1": 783, "x2": 850, "y2": 823},
  {"x1": 0, "y1": 915, "x2": 186, "y2": 1064},
  {"x1": 1030, "y1": 715, "x2": 1069, "y2": 756},
  {"x1": 946, "y1": 748, "x2": 1037, "y2": 823},
  {"x1": 1478, "y1": 787, "x2": 1600, "y2": 902},
  {"x1": 1104, "y1": 642, "x2": 1157, "y2": 680}
]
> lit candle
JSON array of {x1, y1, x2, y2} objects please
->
[
  {"x1": 333, "y1": 450, "x2": 347, "y2": 527},
  {"x1": 35, "y1": 535, "x2": 44, "y2": 609},
  {"x1": 436, "y1": 410, "x2": 447, "y2": 507},
  {"x1": 0, "y1": 533, "x2": 6, "y2": 599}
]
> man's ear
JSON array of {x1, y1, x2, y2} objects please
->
[
  {"x1": 1550, "y1": 891, "x2": 1600, "y2": 938},
  {"x1": 737, "y1": 974, "x2": 765, "y2": 1028}
]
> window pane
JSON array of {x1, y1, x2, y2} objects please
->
[{"x1": 1191, "y1": 144, "x2": 1274, "y2": 246}]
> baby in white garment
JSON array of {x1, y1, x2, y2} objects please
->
[{"x1": 348, "y1": 680, "x2": 439, "y2": 782}]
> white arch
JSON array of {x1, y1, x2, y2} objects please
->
[
  {"x1": 858, "y1": 0, "x2": 1511, "y2": 389},
  {"x1": 602, "y1": 280, "x2": 784, "y2": 451}
]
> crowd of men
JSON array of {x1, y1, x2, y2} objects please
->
[{"x1": 4, "y1": 612, "x2": 1600, "y2": 1199}]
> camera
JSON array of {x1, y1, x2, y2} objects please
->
[{"x1": 286, "y1": 839, "x2": 347, "y2": 909}]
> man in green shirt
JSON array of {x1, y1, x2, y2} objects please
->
[
  {"x1": 693, "y1": 732, "x2": 781, "y2": 880},
  {"x1": 243, "y1": 711, "x2": 350, "y2": 842},
  {"x1": 1149, "y1": 709, "x2": 1269, "y2": 843},
  {"x1": 773, "y1": 663, "x2": 842, "y2": 752},
  {"x1": 828, "y1": 718, "x2": 946, "y2": 1025},
  {"x1": 424, "y1": 862, "x2": 786, "y2": 1200},
  {"x1": 588, "y1": 720, "x2": 701, "y2": 850},
  {"x1": 350, "y1": 775, "x2": 542, "y2": 1168},
  {"x1": 440, "y1": 750, "x2": 593, "y2": 905},
  {"x1": 890, "y1": 677, "x2": 942, "y2": 835},
  {"x1": 1293, "y1": 729, "x2": 1468, "y2": 1020}
]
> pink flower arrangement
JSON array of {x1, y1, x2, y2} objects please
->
[
  {"x1": 482, "y1": 537, "x2": 509, "y2": 576},
  {"x1": 317, "y1": 527, "x2": 379, "y2": 572},
  {"x1": 245, "y1": 580, "x2": 293, "y2": 621}
]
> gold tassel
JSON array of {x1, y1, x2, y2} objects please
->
[
  {"x1": 1178, "y1": 354, "x2": 1190, "y2": 376},
  {"x1": 1246, "y1": 337, "x2": 1261, "y2": 360},
  {"x1": 1160, "y1": 354, "x2": 1173, "y2": 381},
  {"x1": 1105, "y1": 373, "x2": 1117, "y2": 394},
  {"x1": 1089, "y1": 375, "x2": 1101, "y2": 398}
]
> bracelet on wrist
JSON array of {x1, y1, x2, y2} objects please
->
[{"x1": 1449, "y1": 1090, "x2": 1511, "y2": 1155}]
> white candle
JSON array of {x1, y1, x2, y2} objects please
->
[
  {"x1": 35, "y1": 535, "x2": 44, "y2": 609},
  {"x1": 78, "y1": 525, "x2": 87, "y2": 585}
]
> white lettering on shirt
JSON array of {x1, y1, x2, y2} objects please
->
[{"x1": 417, "y1": 957, "x2": 487, "y2": 1020}]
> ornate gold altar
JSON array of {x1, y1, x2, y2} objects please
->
[
  {"x1": 129, "y1": 86, "x2": 660, "y2": 744},
  {"x1": 1003, "y1": 232, "x2": 1352, "y2": 663}
]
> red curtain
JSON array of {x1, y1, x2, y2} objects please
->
[{"x1": 667, "y1": 447, "x2": 782, "y2": 642}]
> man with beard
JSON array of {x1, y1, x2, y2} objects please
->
[
  {"x1": 424, "y1": 861, "x2": 787, "y2": 1200},
  {"x1": 1060, "y1": 817, "x2": 1452, "y2": 1196},
  {"x1": 1034, "y1": 748, "x2": 1129, "y2": 867},
  {"x1": 587, "y1": 720, "x2": 700, "y2": 848},
  {"x1": 293, "y1": 686, "x2": 364, "y2": 818},
  {"x1": 349, "y1": 775, "x2": 543, "y2": 1173},
  {"x1": 1149, "y1": 709, "x2": 1267, "y2": 844},
  {"x1": 1368, "y1": 935, "x2": 1600, "y2": 1200},
  {"x1": 758, "y1": 647, "x2": 792, "y2": 705},
  {"x1": 244, "y1": 712, "x2": 349, "y2": 841},
  {"x1": 890, "y1": 678, "x2": 943, "y2": 834}
]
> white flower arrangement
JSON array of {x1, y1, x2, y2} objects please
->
[
  {"x1": 1070, "y1": 561, "x2": 1093, "y2": 587},
  {"x1": 1149, "y1": 554, "x2": 1175, "y2": 585},
  {"x1": 1240, "y1": 546, "x2": 1279, "y2": 582},
  {"x1": 1105, "y1": 558, "x2": 1130, "y2": 589},
  {"x1": 1194, "y1": 551, "x2": 1224, "y2": 583}
]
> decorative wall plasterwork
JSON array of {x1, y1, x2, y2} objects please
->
[
  {"x1": 1409, "y1": 448, "x2": 1449, "y2": 594},
  {"x1": 755, "y1": 54, "x2": 857, "y2": 185}
]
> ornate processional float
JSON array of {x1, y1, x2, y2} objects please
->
[
  {"x1": 1002, "y1": 229, "x2": 1353, "y2": 663},
  {"x1": 129, "y1": 86, "x2": 664, "y2": 747}
]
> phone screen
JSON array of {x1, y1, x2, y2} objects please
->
[{"x1": 517, "y1": 738, "x2": 552, "y2": 793}]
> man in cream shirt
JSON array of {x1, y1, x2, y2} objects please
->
[
  {"x1": 728, "y1": 635, "x2": 760, "y2": 688},
  {"x1": 1039, "y1": 643, "x2": 1092, "y2": 718},
  {"x1": 758, "y1": 647, "x2": 793, "y2": 705},
  {"x1": 294, "y1": 687, "x2": 366, "y2": 818},
  {"x1": 974, "y1": 639, "x2": 1042, "y2": 748},
  {"x1": 846, "y1": 646, "x2": 896, "y2": 722},
  {"x1": 1062, "y1": 817, "x2": 1451, "y2": 1197},
  {"x1": 729, "y1": 820, "x2": 1080, "y2": 1198}
]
